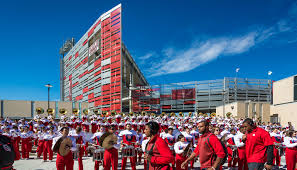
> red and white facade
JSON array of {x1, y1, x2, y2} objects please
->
[{"x1": 61, "y1": 4, "x2": 148, "y2": 112}]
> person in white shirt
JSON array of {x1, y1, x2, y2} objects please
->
[
  {"x1": 20, "y1": 126, "x2": 31, "y2": 159},
  {"x1": 283, "y1": 130, "x2": 297, "y2": 170},
  {"x1": 174, "y1": 135, "x2": 189, "y2": 170},
  {"x1": 234, "y1": 126, "x2": 248, "y2": 170},
  {"x1": 52, "y1": 127, "x2": 75, "y2": 170},
  {"x1": 43, "y1": 127, "x2": 56, "y2": 162}
]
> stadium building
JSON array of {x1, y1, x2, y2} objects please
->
[
  {"x1": 60, "y1": 4, "x2": 272, "y2": 115},
  {"x1": 131, "y1": 78, "x2": 272, "y2": 114},
  {"x1": 60, "y1": 4, "x2": 148, "y2": 113}
]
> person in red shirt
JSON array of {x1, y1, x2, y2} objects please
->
[
  {"x1": 181, "y1": 120, "x2": 226, "y2": 170},
  {"x1": 242, "y1": 118, "x2": 274, "y2": 170},
  {"x1": 144, "y1": 121, "x2": 174, "y2": 170}
]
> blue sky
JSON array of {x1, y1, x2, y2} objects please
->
[{"x1": 0, "y1": 0, "x2": 297, "y2": 101}]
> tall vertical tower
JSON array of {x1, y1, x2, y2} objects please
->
[{"x1": 61, "y1": 4, "x2": 148, "y2": 112}]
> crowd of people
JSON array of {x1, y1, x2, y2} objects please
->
[{"x1": 0, "y1": 112, "x2": 296, "y2": 170}]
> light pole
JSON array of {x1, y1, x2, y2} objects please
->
[{"x1": 45, "y1": 84, "x2": 53, "y2": 110}]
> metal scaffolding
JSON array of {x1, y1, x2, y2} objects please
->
[{"x1": 131, "y1": 77, "x2": 272, "y2": 113}]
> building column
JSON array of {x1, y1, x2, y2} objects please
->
[
  {"x1": 31, "y1": 101, "x2": 35, "y2": 119},
  {"x1": 1, "y1": 100, "x2": 3, "y2": 118},
  {"x1": 55, "y1": 101, "x2": 58, "y2": 119}
]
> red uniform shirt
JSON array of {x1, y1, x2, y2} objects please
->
[
  {"x1": 194, "y1": 132, "x2": 226, "y2": 169},
  {"x1": 245, "y1": 127, "x2": 274, "y2": 163},
  {"x1": 145, "y1": 135, "x2": 174, "y2": 170}
]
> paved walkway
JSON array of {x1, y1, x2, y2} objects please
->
[{"x1": 13, "y1": 155, "x2": 287, "y2": 170}]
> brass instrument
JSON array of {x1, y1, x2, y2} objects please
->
[
  {"x1": 83, "y1": 109, "x2": 89, "y2": 115},
  {"x1": 211, "y1": 112, "x2": 216, "y2": 117},
  {"x1": 73, "y1": 108, "x2": 79, "y2": 115},
  {"x1": 36, "y1": 107, "x2": 44, "y2": 114},
  {"x1": 129, "y1": 112, "x2": 134, "y2": 117},
  {"x1": 161, "y1": 112, "x2": 165, "y2": 117},
  {"x1": 141, "y1": 111, "x2": 146, "y2": 116},
  {"x1": 111, "y1": 111, "x2": 116, "y2": 116},
  {"x1": 151, "y1": 113, "x2": 155, "y2": 117},
  {"x1": 170, "y1": 112, "x2": 175, "y2": 117},
  {"x1": 189, "y1": 112, "x2": 192, "y2": 117},
  {"x1": 47, "y1": 108, "x2": 55, "y2": 115},
  {"x1": 179, "y1": 112, "x2": 184, "y2": 117},
  {"x1": 59, "y1": 108, "x2": 67, "y2": 115},
  {"x1": 93, "y1": 109, "x2": 99, "y2": 115},
  {"x1": 102, "y1": 111, "x2": 107, "y2": 117},
  {"x1": 199, "y1": 112, "x2": 204, "y2": 116}
]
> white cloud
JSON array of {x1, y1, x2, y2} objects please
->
[
  {"x1": 148, "y1": 33, "x2": 257, "y2": 77},
  {"x1": 138, "y1": 52, "x2": 155, "y2": 60},
  {"x1": 146, "y1": 2, "x2": 297, "y2": 77}
]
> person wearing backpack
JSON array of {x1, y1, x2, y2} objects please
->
[
  {"x1": 144, "y1": 121, "x2": 174, "y2": 170},
  {"x1": 181, "y1": 120, "x2": 226, "y2": 170}
]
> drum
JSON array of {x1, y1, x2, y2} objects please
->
[
  {"x1": 72, "y1": 150, "x2": 79, "y2": 160},
  {"x1": 93, "y1": 147, "x2": 105, "y2": 161},
  {"x1": 135, "y1": 147, "x2": 142, "y2": 154},
  {"x1": 121, "y1": 145, "x2": 136, "y2": 157}
]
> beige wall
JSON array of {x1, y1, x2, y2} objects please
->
[
  {"x1": 3, "y1": 100, "x2": 32, "y2": 118},
  {"x1": 271, "y1": 102, "x2": 297, "y2": 127},
  {"x1": 273, "y1": 76, "x2": 295, "y2": 105},
  {"x1": 1, "y1": 100, "x2": 88, "y2": 119},
  {"x1": 57, "y1": 101, "x2": 73, "y2": 118},
  {"x1": 34, "y1": 101, "x2": 56, "y2": 117},
  {"x1": 216, "y1": 101, "x2": 270, "y2": 122}
]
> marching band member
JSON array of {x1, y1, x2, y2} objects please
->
[
  {"x1": 144, "y1": 121, "x2": 174, "y2": 169},
  {"x1": 20, "y1": 126, "x2": 31, "y2": 159},
  {"x1": 43, "y1": 127, "x2": 56, "y2": 162},
  {"x1": 91, "y1": 116, "x2": 98, "y2": 134},
  {"x1": 52, "y1": 127, "x2": 75, "y2": 170},
  {"x1": 119, "y1": 122, "x2": 138, "y2": 170},
  {"x1": 283, "y1": 130, "x2": 297, "y2": 170},
  {"x1": 71, "y1": 126, "x2": 85, "y2": 170},
  {"x1": 36, "y1": 127, "x2": 46, "y2": 159},
  {"x1": 102, "y1": 125, "x2": 120, "y2": 170},
  {"x1": 10, "y1": 126, "x2": 21, "y2": 160},
  {"x1": 270, "y1": 128, "x2": 282, "y2": 167},
  {"x1": 234, "y1": 126, "x2": 248, "y2": 170},
  {"x1": 174, "y1": 135, "x2": 189, "y2": 170},
  {"x1": 92, "y1": 126, "x2": 105, "y2": 170},
  {"x1": 226, "y1": 129, "x2": 238, "y2": 169},
  {"x1": 181, "y1": 126, "x2": 194, "y2": 169}
]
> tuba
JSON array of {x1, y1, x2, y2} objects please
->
[
  {"x1": 36, "y1": 107, "x2": 44, "y2": 114},
  {"x1": 47, "y1": 108, "x2": 55, "y2": 115},
  {"x1": 179, "y1": 112, "x2": 184, "y2": 117},
  {"x1": 111, "y1": 111, "x2": 116, "y2": 116},
  {"x1": 189, "y1": 112, "x2": 193, "y2": 117},
  {"x1": 73, "y1": 108, "x2": 79, "y2": 115},
  {"x1": 83, "y1": 109, "x2": 89, "y2": 115},
  {"x1": 102, "y1": 111, "x2": 107, "y2": 117},
  {"x1": 129, "y1": 112, "x2": 134, "y2": 117},
  {"x1": 141, "y1": 111, "x2": 146, "y2": 116},
  {"x1": 170, "y1": 112, "x2": 175, "y2": 117},
  {"x1": 211, "y1": 112, "x2": 216, "y2": 117},
  {"x1": 93, "y1": 109, "x2": 99, "y2": 115},
  {"x1": 161, "y1": 112, "x2": 165, "y2": 117},
  {"x1": 59, "y1": 108, "x2": 67, "y2": 115}
]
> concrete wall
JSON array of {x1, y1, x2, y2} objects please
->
[
  {"x1": 271, "y1": 102, "x2": 297, "y2": 127},
  {"x1": 0, "y1": 100, "x2": 88, "y2": 119},
  {"x1": 3, "y1": 100, "x2": 32, "y2": 118},
  {"x1": 216, "y1": 101, "x2": 270, "y2": 122},
  {"x1": 273, "y1": 76, "x2": 294, "y2": 105},
  {"x1": 34, "y1": 101, "x2": 56, "y2": 117}
]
